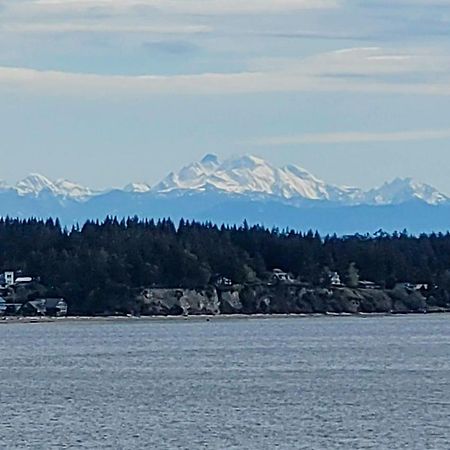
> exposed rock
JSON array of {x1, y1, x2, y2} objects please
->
[
  {"x1": 219, "y1": 290, "x2": 244, "y2": 314},
  {"x1": 327, "y1": 288, "x2": 363, "y2": 313},
  {"x1": 135, "y1": 283, "x2": 430, "y2": 317},
  {"x1": 137, "y1": 287, "x2": 220, "y2": 316}
]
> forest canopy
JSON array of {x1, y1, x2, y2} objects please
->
[{"x1": 1, "y1": 217, "x2": 450, "y2": 313}]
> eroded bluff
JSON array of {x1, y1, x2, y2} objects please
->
[{"x1": 135, "y1": 284, "x2": 430, "y2": 316}]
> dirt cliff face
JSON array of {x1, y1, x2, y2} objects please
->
[
  {"x1": 135, "y1": 283, "x2": 430, "y2": 316},
  {"x1": 137, "y1": 287, "x2": 220, "y2": 316}
]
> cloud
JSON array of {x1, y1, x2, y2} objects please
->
[
  {"x1": 251, "y1": 47, "x2": 450, "y2": 77},
  {"x1": 29, "y1": 0, "x2": 340, "y2": 14},
  {"x1": 259, "y1": 30, "x2": 371, "y2": 41},
  {"x1": 0, "y1": 23, "x2": 211, "y2": 34},
  {"x1": 248, "y1": 130, "x2": 450, "y2": 146},
  {"x1": 0, "y1": 66, "x2": 276, "y2": 95},
  {"x1": 360, "y1": 0, "x2": 450, "y2": 7},
  {"x1": 2, "y1": 47, "x2": 450, "y2": 97}
]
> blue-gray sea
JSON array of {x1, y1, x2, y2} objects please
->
[{"x1": 1, "y1": 315, "x2": 449, "y2": 449}]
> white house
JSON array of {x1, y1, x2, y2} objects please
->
[
  {"x1": 0, "y1": 271, "x2": 33, "y2": 287},
  {"x1": 330, "y1": 272, "x2": 343, "y2": 287},
  {"x1": 3, "y1": 271, "x2": 14, "y2": 286}
]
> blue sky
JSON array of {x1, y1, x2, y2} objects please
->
[{"x1": 1, "y1": 0, "x2": 450, "y2": 191}]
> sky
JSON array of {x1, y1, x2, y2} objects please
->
[{"x1": 2, "y1": 0, "x2": 450, "y2": 192}]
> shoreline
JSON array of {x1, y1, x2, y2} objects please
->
[{"x1": 1, "y1": 310, "x2": 449, "y2": 325}]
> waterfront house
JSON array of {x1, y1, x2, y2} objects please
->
[
  {"x1": 0, "y1": 271, "x2": 15, "y2": 287},
  {"x1": 19, "y1": 298, "x2": 68, "y2": 317},
  {"x1": 2, "y1": 271, "x2": 15, "y2": 287},
  {"x1": 19, "y1": 299, "x2": 47, "y2": 316},
  {"x1": 0, "y1": 271, "x2": 34, "y2": 288}
]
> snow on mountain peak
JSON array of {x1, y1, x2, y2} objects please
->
[
  {"x1": 124, "y1": 182, "x2": 152, "y2": 193},
  {"x1": 153, "y1": 154, "x2": 356, "y2": 201},
  {"x1": 54, "y1": 179, "x2": 94, "y2": 199},
  {"x1": 15, "y1": 174, "x2": 56, "y2": 196},
  {"x1": 154, "y1": 154, "x2": 221, "y2": 192},
  {"x1": 221, "y1": 154, "x2": 266, "y2": 170},
  {"x1": 151, "y1": 154, "x2": 450, "y2": 205},
  {"x1": 364, "y1": 177, "x2": 449, "y2": 205},
  {"x1": 14, "y1": 174, "x2": 93, "y2": 199},
  {"x1": 2, "y1": 157, "x2": 448, "y2": 207}
]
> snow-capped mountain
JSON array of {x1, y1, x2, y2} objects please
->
[
  {"x1": 1, "y1": 154, "x2": 450, "y2": 234},
  {"x1": 363, "y1": 178, "x2": 449, "y2": 206},
  {"x1": 12, "y1": 174, "x2": 94, "y2": 200},
  {"x1": 153, "y1": 154, "x2": 449, "y2": 206},
  {"x1": 124, "y1": 182, "x2": 152, "y2": 193},
  {"x1": 154, "y1": 154, "x2": 363, "y2": 202},
  {"x1": 53, "y1": 179, "x2": 95, "y2": 200},
  {"x1": 15, "y1": 174, "x2": 57, "y2": 197},
  {"x1": 1, "y1": 155, "x2": 448, "y2": 207}
]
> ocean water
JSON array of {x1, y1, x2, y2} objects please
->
[{"x1": 1, "y1": 315, "x2": 449, "y2": 449}]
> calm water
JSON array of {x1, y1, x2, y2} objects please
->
[{"x1": 1, "y1": 315, "x2": 449, "y2": 449}]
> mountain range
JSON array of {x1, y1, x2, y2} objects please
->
[{"x1": 1, "y1": 154, "x2": 449, "y2": 234}]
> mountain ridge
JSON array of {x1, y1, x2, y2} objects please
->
[
  {"x1": 1, "y1": 154, "x2": 447, "y2": 206},
  {"x1": 0, "y1": 154, "x2": 449, "y2": 234}
]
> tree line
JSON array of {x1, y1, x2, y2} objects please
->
[{"x1": 1, "y1": 217, "x2": 450, "y2": 313}]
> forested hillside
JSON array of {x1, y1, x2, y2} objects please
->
[{"x1": 1, "y1": 217, "x2": 450, "y2": 314}]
